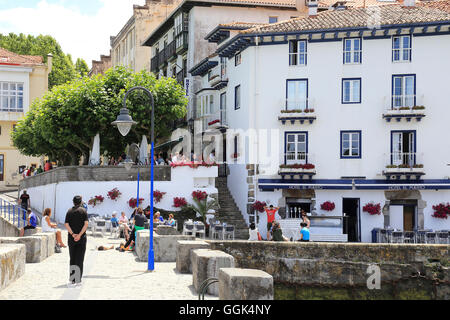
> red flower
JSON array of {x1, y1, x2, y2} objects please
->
[
  {"x1": 107, "y1": 187, "x2": 122, "y2": 201},
  {"x1": 320, "y1": 201, "x2": 335, "y2": 211},
  {"x1": 252, "y1": 201, "x2": 267, "y2": 213},
  {"x1": 363, "y1": 203, "x2": 381, "y2": 215},
  {"x1": 88, "y1": 195, "x2": 104, "y2": 207},
  {"x1": 173, "y1": 197, "x2": 187, "y2": 208},
  {"x1": 208, "y1": 119, "x2": 220, "y2": 126},
  {"x1": 129, "y1": 197, "x2": 144, "y2": 208},
  {"x1": 192, "y1": 190, "x2": 207, "y2": 201},
  {"x1": 432, "y1": 203, "x2": 450, "y2": 219},
  {"x1": 153, "y1": 190, "x2": 166, "y2": 203},
  {"x1": 170, "y1": 162, "x2": 218, "y2": 169}
]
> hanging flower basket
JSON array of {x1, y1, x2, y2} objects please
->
[
  {"x1": 153, "y1": 190, "x2": 166, "y2": 204},
  {"x1": 320, "y1": 201, "x2": 335, "y2": 211},
  {"x1": 129, "y1": 197, "x2": 144, "y2": 208},
  {"x1": 252, "y1": 201, "x2": 267, "y2": 213},
  {"x1": 192, "y1": 190, "x2": 208, "y2": 201},
  {"x1": 173, "y1": 197, "x2": 187, "y2": 208},
  {"x1": 88, "y1": 195, "x2": 104, "y2": 207},
  {"x1": 432, "y1": 203, "x2": 450, "y2": 219},
  {"x1": 363, "y1": 203, "x2": 381, "y2": 215},
  {"x1": 107, "y1": 187, "x2": 122, "y2": 201}
]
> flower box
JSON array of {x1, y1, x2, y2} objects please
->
[{"x1": 279, "y1": 167, "x2": 316, "y2": 174}]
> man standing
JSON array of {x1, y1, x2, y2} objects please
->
[
  {"x1": 264, "y1": 205, "x2": 279, "y2": 240},
  {"x1": 18, "y1": 190, "x2": 30, "y2": 220},
  {"x1": 64, "y1": 195, "x2": 88, "y2": 287}
]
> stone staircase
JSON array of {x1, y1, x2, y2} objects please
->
[{"x1": 215, "y1": 177, "x2": 249, "y2": 240}]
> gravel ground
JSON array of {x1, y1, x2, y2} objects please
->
[{"x1": 0, "y1": 230, "x2": 217, "y2": 300}]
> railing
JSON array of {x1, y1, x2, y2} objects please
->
[
  {"x1": 0, "y1": 198, "x2": 27, "y2": 228},
  {"x1": 283, "y1": 153, "x2": 315, "y2": 166},
  {"x1": 391, "y1": 94, "x2": 415, "y2": 108},
  {"x1": 158, "y1": 48, "x2": 166, "y2": 67},
  {"x1": 175, "y1": 32, "x2": 188, "y2": 52},
  {"x1": 166, "y1": 40, "x2": 176, "y2": 60},
  {"x1": 176, "y1": 69, "x2": 186, "y2": 85},
  {"x1": 284, "y1": 98, "x2": 312, "y2": 112},
  {"x1": 383, "y1": 153, "x2": 425, "y2": 176},
  {"x1": 150, "y1": 55, "x2": 158, "y2": 73}
]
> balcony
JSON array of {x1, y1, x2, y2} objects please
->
[
  {"x1": 158, "y1": 48, "x2": 167, "y2": 68},
  {"x1": 175, "y1": 32, "x2": 188, "y2": 54},
  {"x1": 176, "y1": 69, "x2": 186, "y2": 85},
  {"x1": 382, "y1": 152, "x2": 425, "y2": 180},
  {"x1": 150, "y1": 55, "x2": 158, "y2": 73},
  {"x1": 166, "y1": 41, "x2": 176, "y2": 61},
  {"x1": 278, "y1": 99, "x2": 316, "y2": 125},
  {"x1": 279, "y1": 153, "x2": 316, "y2": 180},
  {"x1": 382, "y1": 95, "x2": 426, "y2": 122}
]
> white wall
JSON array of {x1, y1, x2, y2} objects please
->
[{"x1": 25, "y1": 166, "x2": 218, "y2": 224}]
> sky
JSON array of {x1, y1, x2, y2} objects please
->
[{"x1": 0, "y1": 0, "x2": 147, "y2": 68}]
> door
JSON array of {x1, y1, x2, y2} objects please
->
[
  {"x1": 286, "y1": 132, "x2": 307, "y2": 164},
  {"x1": 286, "y1": 198, "x2": 311, "y2": 219},
  {"x1": 0, "y1": 154, "x2": 4, "y2": 181},
  {"x1": 343, "y1": 198, "x2": 360, "y2": 242},
  {"x1": 392, "y1": 131, "x2": 415, "y2": 165},
  {"x1": 403, "y1": 205, "x2": 416, "y2": 231}
]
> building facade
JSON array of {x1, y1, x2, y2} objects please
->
[
  {"x1": 0, "y1": 48, "x2": 52, "y2": 186},
  {"x1": 88, "y1": 54, "x2": 112, "y2": 77},
  {"x1": 194, "y1": 3, "x2": 450, "y2": 241},
  {"x1": 110, "y1": 0, "x2": 183, "y2": 72}
]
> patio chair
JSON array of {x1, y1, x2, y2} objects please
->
[
  {"x1": 436, "y1": 231, "x2": 449, "y2": 244},
  {"x1": 211, "y1": 225, "x2": 224, "y2": 240},
  {"x1": 378, "y1": 229, "x2": 388, "y2": 243},
  {"x1": 223, "y1": 225, "x2": 235, "y2": 240},
  {"x1": 416, "y1": 230, "x2": 427, "y2": 243},
  {"x1": 425, "y1": 232, "x2": 437, "y2": 244},
  {"x1": 391, "y1": 231, "x2": 404, "y2": 243},
  {"x1": 93, "y1": 220, "x2": 107, "y2": 237},
  {"x1": 403, "y1": 231, "x2": 415, "y2": 243},
  {"x1": 194, "y1": 223, "x2": 206, "y2": 239},
  {"x1": 183, "y1": 223, "x2": 194, "y2": 236}
]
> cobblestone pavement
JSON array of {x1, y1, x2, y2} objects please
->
[{"x1": 0, "y1": 230, "x2": 217, "y2": 300}]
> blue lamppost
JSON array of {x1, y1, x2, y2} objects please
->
[{"x1": 112, "y1": 86, "x2": 155, "y2": 271}]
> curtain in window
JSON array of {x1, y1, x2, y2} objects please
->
[{"x1": 287, "y1": 80, "x2": 307, "y2": 110}]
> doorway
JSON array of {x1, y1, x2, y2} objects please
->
[
  {"x1": 286, "y1": 198, "x2": 311, "y2": 219},
  {"x1": 390, "y1": 202, "x2": 417, "y2": 231},
  {"x1": 343, "y1": 198, "x2": 360, "y2": 242}
]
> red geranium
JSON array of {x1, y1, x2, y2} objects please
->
[
  {"x1": 107, "y1": 187, "x2": 122, "y2": 201},
  {"x1": 129, "y1": 197, "x2": 144, "y2": 208},
  {"x1": 363, "y1": 203, "x2": 381, "y2": 215},
  {"x1": 252, "y1": 201, "x2": 267, "y2": 213},
  {"x1": 88, "y1": 195, "x2": 104, "y2": 207},
  {"x1": 173, "y1": 197, "x2": 187, "y2": 208},
  {"x1": 192, "y1": 190, "x2": 207, "y2": 201},
  {"x1": 432, "y1": 203, "x2": 450, "y2": 219},
  {"x1": 320, "y1": 201, "x2": 335, "y2": 211},
  {"x1": 153, "y1": 190, "x2": 166, "y2": 203},
  {"x1": 170, "y1": 161, "x2": 218, "y2": 169}
]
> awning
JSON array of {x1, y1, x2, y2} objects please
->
[
  {"x1": 155, "y1": 136, "x2": 183, "y2": 150},
  {"x1": 258, "y1": 179, "x2": 353, "y2": 191},
  {"x1": 354, "y1": 179, "x2": 450, "y2": 190}
]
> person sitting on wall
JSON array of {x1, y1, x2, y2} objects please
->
[
  {"x1": 263, "y1": 205, "x2": 279, "y2": 241},
  {"x1": 166, "y1": 213, "x2": 176, "y2": 227},
  {"x1": 248, "y1": 222, "x2": 262, "y2": 241},
  {"x1": 153, "y1": 211, "x2": 164, "y2": 224},
  {"x1": 271, "y1": 221, "x2": 289, "y2": 242},
  {"x1": 299, "y1": 222, "x2": 310, "y2": 242},
  {"x1": 19, "y1": 209, "x2": 37, "y2": 236},
  {"x1": 41, "y1": 208, "x2": 66, "y2": 248}
]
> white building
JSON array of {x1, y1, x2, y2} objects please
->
[{"x1": 193, "y1": 3, "x2": 450, "y2": 242}]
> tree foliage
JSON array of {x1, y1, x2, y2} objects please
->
[
  {"x1": 11, "y1": 66, "x2": 188, "y2": 166},
  {"x1": 0, "y1": 33, "x2": 76, "y2": 88},
  {"x1": 75, "y1": 58, "x2": 89, "y2": 77}
]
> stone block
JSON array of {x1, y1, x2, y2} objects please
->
[
  {"x1": 35, "y1": 232, "x2": 56, "y2": 258},
  {"x1": 156, "y1": 225, "x2": 179, "y2": 236},
  {"x1": 192, "y1": 249, "x2": 235, "y2": 295},
  {"x1": 0, "y1": 244, "x2": 26, "y2": 291},
  {"x1": 218, "y1": 268, "x2": 273, "y2": 300},
  {"x1": 0, "y1": 236, "x2": 46, "y2": 263},
  {"x1": 176, "y1": 240, "x2": 210, "y2": 273},
  {"x1": 135, "y1": 230, "x2": 195, "y2": 262}
]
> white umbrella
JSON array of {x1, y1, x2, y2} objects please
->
[
  {"x1": 89, "y1": 133, "x2": 100, "y2": 165},
  {"x1": 139, "y1": 135, "x2": 149, "y2": 165}
]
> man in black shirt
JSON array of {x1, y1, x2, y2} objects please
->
[
  {"x1": 64, "y1": 195, "x2": 88, "y2": 286},
  {"x1": 122, "y1": 208, "x2": 147, "y2": 249},
  {"x1": 19, "y1": 190, "x2": 30, "y2": 219}
]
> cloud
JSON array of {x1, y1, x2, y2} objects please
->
[{"x1": 0, "y1": 0, "x2": 147, "y2": 67}]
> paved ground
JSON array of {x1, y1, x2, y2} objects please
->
[{"x1": 0, "y1": 230, "x2": 217, "y2": 300}]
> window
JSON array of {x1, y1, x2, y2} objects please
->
[
  {"x1": 285, "y1": 132, "x2": 307, "y2": 164},
  {"x1": 392, "y1": 75, "x2": 415, "y2": 108},
  {"x1": 269, "y1": 16, "x2": 278, "y2": 24},
  {"x1": 220, "y1": 92, "x2": 227, "y2": 125},
  {"x1": 290, "y1": 16, "x2": 298, "y2": 19},
  {"x1": 234, "y1": 85, "x2": 241, "y2": 110},
  {"x1": 235, "y1": 52, "x2": 241, "y2": 66},
  {"x1": 392, "y1": 35, "x2": 411, "y2": 62},
  {"x1": 286, "y1": 79, "x2": 308, "y2": 111},
  {"x1": 289, "y1": 40, "x2": 307, "y2": 66},
  {"x1": 391, "y1": 131, "x2": 416, "y2": 166},
  {"x1": 342, "y1": 78, "x2": 361, "y2": 104},
  {"x1": 220, "y1": 57, "x2": 227, "y2": 78},
  {"x1": 341, "y1": 131, "x2": 361, "y2": 159},
  {"x1": 1, "y1": 82, "x2": 24, "y2": 112},
  {"x1": 343, "y1": 38, "x2": 361, "y2": 64}
]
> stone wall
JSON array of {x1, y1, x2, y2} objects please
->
[
  {"x1": 208, "y1": 241, "x2": 450, "y2": 300},
  {"x1": 0, "y1": 244, "x2": 26, "y2": 291},
  {"x1": 0, "y1": 216, "x2": 19, "y2": 237}
]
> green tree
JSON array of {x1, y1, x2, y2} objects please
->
[
  {"x1": 11, "y1": 66, "x2": 188, "y2": 165},
  {"x1": 75, "y1": 58, "x2": 89, "y2": 77},
  {"x1": 0, "y1": 33, "x2": 76, "y2": 88}
]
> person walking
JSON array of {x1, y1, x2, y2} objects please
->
[
  {"x1": 64, "y1": 195, "x2": 88, "y2": 287},
  {"x1": 263, "y1": 205, "x2": 279, "y2": 240},
  {"x1": 18, "y1": 190, "x2": 30, "y2": 220}
]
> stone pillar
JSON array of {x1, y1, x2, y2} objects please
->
[
  {"x1": 218, "y1": 268, "x2": 274, "y2": 300},
  {"x1": 192, "y1": 249, "x2": 235, "y2": 295},
  {"x1": 417, "y1": 200, "x2": 427, "y2": 229},
  {"x1": 383, "y1": 200, "x2": 390, "y2": 228},
  {"x1": 176, "y1": 240, "x2": 210, "y2": 273},
  {"x1": 0, "y1": 244, "x2": 26, "y2": 291}
]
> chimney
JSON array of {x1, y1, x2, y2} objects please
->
[
  {"x1": 296, "y1": 0, "x2": 307, "y2": 11},
  {"x1": 46, "y1": 53, "x2": 53, "y2": 74},
  {"x1": 404, "y1": 0, "x2": 415, "y2": 7},
  {"x1": 308, "y1": 0, "x2": 318, "y2": 17}
]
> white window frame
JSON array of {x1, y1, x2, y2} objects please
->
[
  {"x1": 392, "y1": 35, "x2": 411, "y2": 62},
  {"x1": 289, "y1": 40, "x2": 307, "y2": 66},
  {"x1": 285, "y1": 132, "x2": 307, "y2": 164},
  {"x1": 342, "y1": 79, "x2": 361, "y2": 104},
  {"x1": 343, "y1": 38, "x2": 362, "y2": 64}
]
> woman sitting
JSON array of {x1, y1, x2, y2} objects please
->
[
  {"x1": 271, "y1": 221, "x2": 289, "y2": 242},
  {"x1": 42, "y1": 208, "x2": 66, "y2": 248},
  {"x1": 166, "y1": 214, "x2": 176, "y2": 227}
]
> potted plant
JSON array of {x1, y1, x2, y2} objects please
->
[
  {"x1": 107, "y1": 187, "x2": 122, "y2": 201},
  {"x1": 320, "y1": 201, "x2": 335, "y2": 212},
  {"x1": 363, "y1": 202, "x2": 381, "y2": 215},
  {"x1": 88, "y1": 195, "x2": 104, "y2": 207},
  {"x1": 399, "y1": 106, "x2": 411, "y2": 113},
  {"x1": 186, "y1": 191, "x2": 217, "y2": 224},
  {"x1": 432, "y1": 203, "x2": 450, "y2": 219},
  {"x1": 128, "y1": 197, "x2": 145, "y2": 208},
  {"x1": 412, "y1": 105, "x2": 425, "y2": 114}
]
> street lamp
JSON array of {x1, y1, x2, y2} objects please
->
[{"x1": 112, "y1": 86, "x2": 155, "y2": 271}]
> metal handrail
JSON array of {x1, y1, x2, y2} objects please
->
[
  {"x1": 0, "y1": 198, "x2": 27, "y2": 228},
  {"x1": 198, "y1": 277, "x2": 219, "y2": 300}
]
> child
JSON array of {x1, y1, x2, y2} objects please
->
[
  {"x1": 248, "y1": 222, "x2": 262, "y2": 241},
  {"x1": 299, "y1": 222, "x2": 310, "y2": 242}
]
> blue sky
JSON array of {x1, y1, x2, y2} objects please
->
[{"x1": 0, "y1": 0, "x2": 146, "y2": 66}]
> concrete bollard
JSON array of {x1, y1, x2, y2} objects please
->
[
  {"x1": 0, "y1": 244, "x2": 26, "y2": 291},
  {"x1": 176, "y1": 240, "x2": 210, "y2": 274},
  {"x1": 192, "y1": 249, "x2": 235, "y2": 296},
  {"x1": 0, "y1": 236, "x2": 46, "y2": 263},
  {"x1": 156, "y1": 225, "x2": 179, "y2": 235},
  {"x1": 35, "y1": 232, "x2": 56, "y2": 258},
  {"x1": 218, "y1": 268, "x2": 274, "y2": 300}
]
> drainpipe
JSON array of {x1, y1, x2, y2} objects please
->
[{"x1": 253, "y1": 36, "x2": 260, "y2": 225}]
